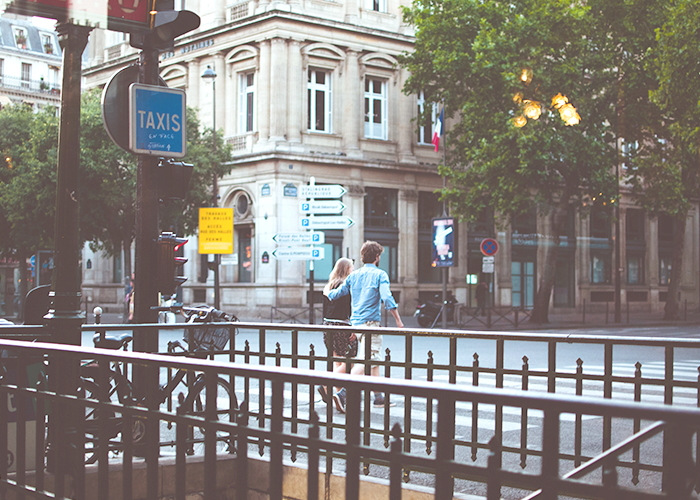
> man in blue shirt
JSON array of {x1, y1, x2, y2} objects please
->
[{"x1": 326, "y1": 241, "x2": 403, "y2": 410}]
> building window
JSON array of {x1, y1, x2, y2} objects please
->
[
  {"x1": 365, "y1": 188, "x2": 398, "y2": 282},
  {"x1": 21, "y1": 63, "x2": 31, "y2": 89},
  {"x1": 41, "y1": 34, "x2": 54, "y2": 54},
  {"x1": 0, "y1": 59, "x2": 4, "y2": 85},
  {"x1": 364, "y1": 78, "x2": 387, "y2": 140},
  {"x1": 368, "y1": 0, "x2": 386, "y2": 12},
  {"x1": 658, "y1": 213, "x2": 675, "y2": 286},
  {"x1": 626, "y1": 209, "x2": 645, "y2": 285},
  {"x1": 237, "y1": 227, "x2": 253, "y2": 283},
  {"x1": 112, "y1": 253, "x2": 122, "y2": 284},
  {"x1": 238, "y1": 72, "x2": 255, "y2": 133},
  {"x1": 590, "y1": 206, "x2": 612, "y2": 284},
  {"x1": 418, "y1": 191, "x2": 442, "y2": 283},
  {"x1": 14, "y1": 28, "x2": 27, "y2": 49},
  {"x1": 364, "y1": 187, "x2": 397, "y2": 229},
  {"x1": 307, "y1": 69, "x2": 332, "y2": 133},
  {"x1": 417, "y1": 92, "x2": 438, "y2": 145}
]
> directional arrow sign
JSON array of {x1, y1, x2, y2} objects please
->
[
  {"x1": 272, "y1": 247, "x2": 325, "y2": 260},
  {"x1": 300, "y1": 216, "x2": 355, "y2": 229},
  {"x1": 300, "y1": 185, "x2": 346, "y2": 199},
  {"x1": 300, "y1": 201, "x2": 346, "y2": 214},
  {"x1": 272, "y1": 232, "x2": 325, "y2": 245}
]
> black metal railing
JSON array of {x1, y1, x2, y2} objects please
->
[
  {"x1": 1, "y1": 337, "x2": 698, "y2": 499},
  {"x1": 73, "y1": 321, "x2": 700, "y2": 493},
  {"x1": 0, "y1": 74, "x2": 61, "y2": 96}
]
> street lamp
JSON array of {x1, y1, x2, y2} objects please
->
[{"x1": 201, "y1": 64, "x2": 221, "y2": 309}]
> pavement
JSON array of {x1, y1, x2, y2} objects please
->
[{"x1": 4, "y1": 306, "x2": 697, "y2": 332}]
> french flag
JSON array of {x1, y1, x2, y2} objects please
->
[{"x1": 432, "y1": 108, "x2": 444, "y2": 152}]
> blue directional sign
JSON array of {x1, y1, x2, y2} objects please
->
[{"x1": 129, "y1": 83, "x2": 186, "y2": 158}]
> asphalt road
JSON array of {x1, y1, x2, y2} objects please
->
[{"x1": 80, "y1": 323, "x2": 700, "y2": 498}]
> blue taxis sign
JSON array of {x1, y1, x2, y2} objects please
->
[{"x1": 129, "y1": 84, "x2": 186, "y2": 158}]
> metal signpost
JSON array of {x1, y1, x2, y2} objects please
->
[
  {"x1": 300, "y1": 216, "x2": 355, "y2": 229},
  {"x1": 273, "y1": 232, "x2": 325, "y2": 245},
  {"x1": 272, "y1": 247, "x2": 325, "y2": 260}
]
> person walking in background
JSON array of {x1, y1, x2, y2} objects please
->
[
  {"x1": 475, "y1": 281, "x2": 488, "y2": 316},
  {"x1": 326, "y1": 241, "x2": 404, "y2": 412},
  {"x1": 318, "y1": 258, "x2": 358, "y2": 407}
]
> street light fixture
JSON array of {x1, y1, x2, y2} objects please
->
[{"x1": 201, "y1": 64, "x2": 221, "y2": 309}]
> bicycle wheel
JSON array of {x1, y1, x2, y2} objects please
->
[
  {"x1": 79, "y1": 371, "x2": 145, "y2": 464},
  {"x1": 185, "y1": 376, "x2": 238, "y2": 455}
]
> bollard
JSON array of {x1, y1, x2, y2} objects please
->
[{"x1": 93, "y1": 306, "x2": 105, "y2": 345}]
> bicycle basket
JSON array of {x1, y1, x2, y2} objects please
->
[{"x1": 192, "y1": 324, "x2": 231, "y2": 352}]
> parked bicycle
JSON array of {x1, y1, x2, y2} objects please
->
[{"x1": 79, "y1": 304, "x2": 240, "y2": 462}]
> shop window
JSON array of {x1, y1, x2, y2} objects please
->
[{"x1": 418, "y1": 191, "x2": 442, "y2": 283}]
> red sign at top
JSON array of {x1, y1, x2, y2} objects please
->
[{"x1": 3, "y1": 0, "x2": 150, "y2": 32}]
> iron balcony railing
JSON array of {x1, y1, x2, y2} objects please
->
[
  {"x1": 1, "y1": 337, "x2": 699, "y2": 499},
  {"x1": 74, "y1": 320, "x2": 700, "y2": 495},
  {"x1": 0, "y1": 74, "x2": 61, "y2": 96}
]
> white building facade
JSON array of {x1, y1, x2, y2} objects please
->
[{"x1": 79, "y1": 0, "x2": 700, "y2": 320}]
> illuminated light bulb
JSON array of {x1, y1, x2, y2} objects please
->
[
  {"x1": 523, "y1": 100, "x2": 541, "y2": 120},
  {"x1": 513, "y1": 115, "x2": 527, "y2": 128},
  {"x1": 559, "y1": 103, "x2": 580, "y2": 125},
  {"x1": 551, "y1": 93, "x2": 568, "y2": 109}
]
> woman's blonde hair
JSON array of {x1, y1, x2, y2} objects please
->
[{"x1": 323, "y1": 257, "x2": 354, "y2": 294}]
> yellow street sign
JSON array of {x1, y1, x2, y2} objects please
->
[{"x1": 199, "y1": 208, "x2": 234, "y2": 254}]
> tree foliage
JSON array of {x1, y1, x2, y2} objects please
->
[
  {"x1": 0, "y1": 89, "x2": 234, "y2": 286},
  {"x1": 400, "y1": 0, "x2": 618, "y2": 322}
]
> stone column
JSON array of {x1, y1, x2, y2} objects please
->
[
  {"x1": 187, "y1": 58, "x2": 201, "y2": 111},
  {"x1": 287, "y1": 39, "x2": 302, "y2": 144},
  {"x1": 269, "y1": 38, "x2": 288, "y2": 143},
  {"x1": 345, "y1": 0, "x2": 359, "y2": 24},
  {"x1": 399, "y1": 186, "x2": 418, "y2": 287},
  {"x1": 257, "y1": 39, "x2": 271, "y2": 145},
  {"x1": 214, "y1": 52, "x2": 226, "y2": 137},
  {"x1": 648, "y1": 215, "x2": 658, "y2": 286},
  {"x1": 214, "y1": 0, "x2": 227, "y2": 25},
  {"x1": 343, "y1": 49, "x2": 361, "y2": 156},
  {"x1": 397, "y1": 68, "x2": 416, "y2": 163},
  {"x1": 225, "y1": 59, "x2": 236, "y2": 136},
  {"x1": 345, "y1": 181, "x2": 365, "y2": 263}
]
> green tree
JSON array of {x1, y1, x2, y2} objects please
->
[
  {"x1": 0, "y1": 89, "x2": 234, "y2": 303},
  {"x1": 0, "y1": 104, "x2": 58, "y2": 303},
  {"x1": 400, "y1": 0, "x2": 617, "y2": 323},
  {"x1": 624, "y1": 0, "x2": 700, "y2": 319}
]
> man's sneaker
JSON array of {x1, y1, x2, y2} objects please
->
[
  {"x1": 333, "y1": 388, "x2": 346, "y2": 413},
  {"x1": 317, "y1": 386, "x2": 328, "y2": 403},
  {"x1": 373, "y1": 393, "x2": 395, "y2": 407}
]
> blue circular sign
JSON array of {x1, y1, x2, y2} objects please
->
[{"x1": 480, "y1": 238, "x2": 499, "y2": 256}]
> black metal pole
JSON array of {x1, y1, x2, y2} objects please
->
[
  {"x1": 44, "y1": 22, "x2": 91, "y2": 481},
  {"x1": 133, "y1": 46, "x2": 161, "y2": 499},
  {"x1": 211, "y1": 78, "x2": 220, "y2": 310}
]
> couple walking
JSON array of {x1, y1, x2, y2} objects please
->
[{"x1": 320, "y1": 241, "x2": 404, "y2": 413}]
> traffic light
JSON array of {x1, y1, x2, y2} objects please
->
[
  {"x1": 130, "y1": 0, "x2": 200, "y2": 50},
  {"x1": 157, "y1": 232, "x2": 188, "y2": 297},
  {"x1": 159, "y1": 158, "x2": 193, "y2": 200}
]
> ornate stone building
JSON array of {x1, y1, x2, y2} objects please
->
[{"x1": 79, "y1": 0, "x2": 699, "y2": 319}]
